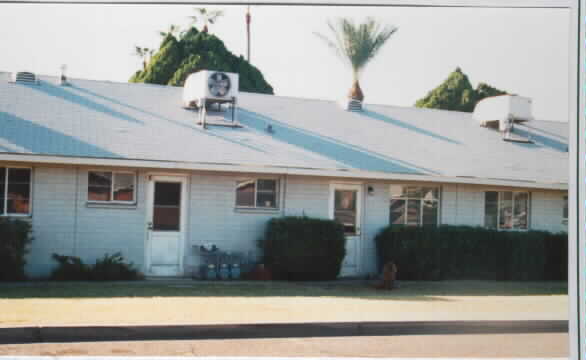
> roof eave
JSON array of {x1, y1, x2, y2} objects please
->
[{"x1": 0, "y1": 153, "x2": 568, "y2": 191}]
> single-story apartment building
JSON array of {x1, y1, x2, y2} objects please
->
[{"x1": 0, "y1": 71, "x2": 568, "y2": 278}]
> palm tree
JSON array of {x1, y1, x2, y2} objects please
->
[
  {"x1": 315, "y1": 18, "x2": 398, "y2": 102},
  {"x1": 134, "y1": 46, "x2": 155, "y2": 71},
  {"x1": 159, "y1": 24, "x2": 181, "y2": 39},
  {"x1": 134, "y1": 46, "x2": 149, "y2": 70},
  {"x1": 189, "y1": 8, "x2": 224, "y2": 33}
]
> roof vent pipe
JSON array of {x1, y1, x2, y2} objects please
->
[{"x1": 59, "y1": 64, "x2": 69, "y2": 86}]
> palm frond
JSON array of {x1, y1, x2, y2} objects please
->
[
  {"x1": 315, "y1": 17, "x2": 397, "y2": 77},
  {"x1": 207, "y1": 10, "x2": 224, "y2": 22}
]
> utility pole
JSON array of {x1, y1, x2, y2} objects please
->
[{"x1": 246, "y1": 5, "x2": 251, "y2": 63}]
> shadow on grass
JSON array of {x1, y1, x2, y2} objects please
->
[{"x1": 0, "y1": 280, "x2": 567, "y2": 300}]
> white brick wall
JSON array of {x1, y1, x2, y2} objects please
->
[
  {"x1": 28, "y1": 166, "x2": 77, "y2": 277},
  {"x1": 74, "y1": 169, "x2": 147, "y2": 270},
  {"x1": 23, "y1": 166, "x2": 147, "y2": 277},
  {"x1": 6, "y1": 162, "x2": 567, "y2": 278},
  {"x1": 439, "y1": 185, "x2": 567, "y2": 232},
  {"x1": 186, "y1": 173, "x2": 284, "y2": 275},
  {"x1": 362, "y1": 182, "x2": 390, "y2": 275},
  {"x1": 283, "y1": 176, "x2": 329, "y2": 218},
  {"x1": 531, "y1": 190, "x2": 567, "y2": 233}
]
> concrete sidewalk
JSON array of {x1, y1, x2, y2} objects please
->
[
  {"x1": 0, "y1": 334, "x2": 570, "y2": 358},
  {"x1": 0, "y1": 320, "x2": 568, "y2": 345}
]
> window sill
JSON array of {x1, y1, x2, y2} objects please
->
[
  {"x1": 235, "y1": 207, "x2": 281, "y2": 214},
  {"x1": 86, "y1": 202, "x2": 137, "y2": 209},
  {"x1": 489, "y1": 228, "x2": 530, "y2": 232},
  {"x1": 0, "y1": 214, "x2": 32, "y2": 218}
]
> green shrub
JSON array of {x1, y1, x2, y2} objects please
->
[
  {"x1": 91, "y1": 252, "x2": 142, "y2": 281},
  {"x1": 50, "y1": 252, "x2": 142, "y2": 281},
  {"x1": 260, "y1": 216, "x2": 346, "y2": 281},
  {"x1": 50, "y1": 254, "x2": 92, "y2": 281},
  {"x1": 375, "y1": 225, "x2": 567, "y2": 281},
  {"x1": 0, "y1": 218, "x2": 33, "y2": 281}
]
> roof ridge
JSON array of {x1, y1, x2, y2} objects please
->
[{"x1": 0, "y1": 70, "x2": 568, "y2": 123}]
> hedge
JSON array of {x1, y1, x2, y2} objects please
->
[
  {"x1": 259, "y1": 216, "x2": 346, "y2": 281},
  {"x1": 375, "y1": 225, "x2": 567, "y2": 281},
  {"x1": 0, "y1": 218, "x2": 33, "y2": 281}
]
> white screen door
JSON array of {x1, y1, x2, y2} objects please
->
[
  {"x1": 330, "y1": 183, "x2": 362, "y2": 277},
  {"x1": 146, "y1": 176, "x2": 186, "y2": 276}
]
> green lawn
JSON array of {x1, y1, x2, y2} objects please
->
[{"x1": 0, "y1": 280, "x2": 567, "y2": 299}]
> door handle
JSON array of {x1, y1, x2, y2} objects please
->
[{"x1": 147, "y1": 222, "x2": 153, "y2": 230}]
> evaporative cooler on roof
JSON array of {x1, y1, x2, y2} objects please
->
[
  {"x1": 472, "y1": 95, "x2": 534, "y2": 143},
  {"x1": 182, "y1": 70, "x2": 240, "y2": 129}
]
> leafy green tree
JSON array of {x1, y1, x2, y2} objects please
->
[
  {"x1": 129, "y1": 27, "x2": 273, "y2": 94},
  {"x1": 315, "y1": 17, "x2": 398, "y2": 102},
  {"x1": 130, "y1": 36, "x2": 184, "y2": 84},
  {"x1": 415, "y1": 68, "x2": 508, "y2": 112},
  {"x1": 475, "y1": 82, "x2": 508, "y2": 101}
]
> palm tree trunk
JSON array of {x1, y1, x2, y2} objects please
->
[
  {"x1": 348, "y1": 79, "x2": 364, "y2": 102},
  {"x1": 246, "y1": 7, "x2": 251, "y2": 62}
]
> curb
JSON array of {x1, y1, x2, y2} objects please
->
[{"x1": 0, "y1": 320, "x2": 568, "y2": 345}]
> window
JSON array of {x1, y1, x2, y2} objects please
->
[
  {"x1": 484, "y1": 191, "x2": 529, "y2": 230},
  {"x1": 389, "y1": 185, "x2": 439, "y2": 226},
  {"x1": 0, "y1": 167, "x2": 32, "y2": 216},
  {"x1": 88, "y1": 171, "x2": 136, "y2": 203},
  {"x1": 334, "y1": 189, "x2": 358, "y2": 234},
  {"x1": 236, "y1": 179, "x2": 279, "y2": 209},
  {"x1": 153, "y1": 182, "x2": 181, "y2": 231}
]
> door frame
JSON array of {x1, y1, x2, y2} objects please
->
[
  {"x1": 329, "y1": 182, "x2": 364, "y2": 276},
  {"x1": 144, "y1": 174, "x2": 189, "y2": 277}
]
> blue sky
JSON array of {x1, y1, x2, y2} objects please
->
[{"x1": 0, "y1": 4, "x2": 570, "y2": 121}]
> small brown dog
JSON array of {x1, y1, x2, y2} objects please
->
[{"x1": 374, "y1": 261, "x2": 398, "y2": 290}]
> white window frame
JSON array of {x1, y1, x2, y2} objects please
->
[
  {"x1": 235, "y1": 178, "x2": 280, "y2": 210},
  {"x1": 484, "y1": 191, "x2": 531, "y2": 231},
  {"x1": 87, "y1": 170, "x2": 137, "y2": 204},
  {"x1": 563, "y1": 195, "x2": 568, "y2": 225},
  {"x1": 0, "y1": 166, "x2": 33, "y2": 217},
  {"x1": 389, "y1": 185, "x2": 441, "y2": 226}
]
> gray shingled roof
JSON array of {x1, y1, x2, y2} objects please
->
[{"x1": 0, "y1": 72, "x2": 568, "y2": 185}]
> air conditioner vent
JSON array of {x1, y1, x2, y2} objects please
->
[{"x1": 12, "y1": 71, "x2": 39, "y2": 85}]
